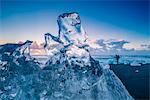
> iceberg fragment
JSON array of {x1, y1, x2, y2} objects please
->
[
  {"x1": 0, "y1": 12, "x2": 134, "y2": 100},
  {"x1": 0, "y1": 40, "x2": 41, "y2": 100},
  {"x1": 42, "y1": 12, "x2": 134, "y2": 100}
]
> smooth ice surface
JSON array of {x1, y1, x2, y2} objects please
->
[{"x1": 0, "y1": 12, "x2": 134, "y2": 100}]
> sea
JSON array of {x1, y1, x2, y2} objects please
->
[{"x1": 32, "y1": 55, "x2": 150, "y2": 66}]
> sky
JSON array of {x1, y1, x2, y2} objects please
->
[{"x1": 0, "y1": 0, "x2": 150, "y2": 54}]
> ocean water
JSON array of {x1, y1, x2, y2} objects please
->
[
  {"x1": 32, "y1": 55, "x2": 150, "y2": 66},
  {"x1": 94, "y1": 55, "x2": 150, "y2": 65}
]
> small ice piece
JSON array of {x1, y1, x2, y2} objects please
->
[
  {"x1": 54, "y1": 91, "x2": 63, "y2": 97},
  {"x1": 135, "y1": 70, "x2": 139, "y2": 73},
  {"x1": 0, "y1": 61, "x2": 7, "y2": 68},
  {"x1": 10, "y1": 93, "x2": 17, "y2": 97}
]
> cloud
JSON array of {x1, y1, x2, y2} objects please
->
[
  {"x1": 107, "y1": 40, "x2": 129, "y2": 49},
  {"x1": 88, "y1": 39, "x2": 102, "y2": 49},
  {"x1": 30, "y1": 41, "x2": 45, "y2": 49},
  {"x1": 30, "y1": 49, "x2": 45, "y2": 55},
  {"x1": 30, "y1": 41, "x2": 40, "y2": 49},
  {"x1": 30, "y1": 42, "x2": 45, "y2": 55},
  {"x1": 89, "y1": 39, "x2": 139, "y2": 55},
  {"x1": 95, "y1": 39, "x2": 131, "y2": 52},
  {"x1": 17, "y1": 39, "x2": 150, "y2": 55},
  {"x1": 18, "y1": 41, "x2": 24, "y2": 44},
  {"x1": 96, "y1": 39, "x2": 107, "y2": 51},
  {"x1": 141, "y1": 44, "x2": 150, "y2": 50}
]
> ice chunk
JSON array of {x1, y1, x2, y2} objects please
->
[
  {"x1": 44, "y1": 33, "x2": 63, "y2": 57},
  {"x1": 0, "y1": 44, "x2": 22, "y2": 55},
  {"x1": 12, "y1": 40, "x2": 32, "y2": 58},
  {"x1": 0, "y1": 40, "x2": 33, "y2": 61},
  {"x1": 47, "y1": 12, "x2": 90, "y2": 65},
  {"x1": 0, "y1": 41, "x2": 41, "y2": 100},
  {"x1": 20, "y1": 40, "x2": 33, "y2": 55},
  {"x1": 0, "y1": 12, "x2": 134, "y2": 100},
  {"x1": 8, "y1": 40, "x2": 33, "y2": 65},
  {"x1": 97, "y1": 68, "x2": 134, "y2": 100},
  {"x1": 57, "y1": 12, "x2": 88, "y2": 47},
  {"x1": 42, "y1": 12, "x2": 134, "y2": 100}
]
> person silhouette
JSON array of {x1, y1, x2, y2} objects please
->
[{"x1": 115, "y1": 55, "x2": 120, "y2": 64}]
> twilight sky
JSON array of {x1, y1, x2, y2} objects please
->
[{"x1": 0, "y1": 0, "x2": 149, "y2": 51}]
